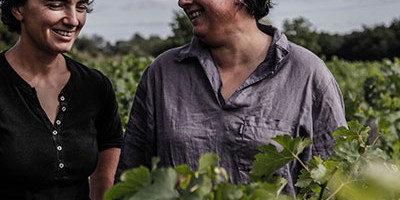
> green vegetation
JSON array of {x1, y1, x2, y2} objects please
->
[{"x1": 105, "y1": 122, "x2": 400, "y2": 200}]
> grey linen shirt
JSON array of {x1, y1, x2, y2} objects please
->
[{"x1": 117, "y1": 25, "x2": 347, "y2": 195}]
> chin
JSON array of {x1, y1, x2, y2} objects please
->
[
  {"x1": 56, "y1": 44, "x2": 74, "y2": 53},
  {"x1": 193, "y1": 30, "x2": 205, "y2": 38}
]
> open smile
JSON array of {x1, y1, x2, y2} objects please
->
[
  {"x1": 187, "y1": 10, "x2": 203, "y2": 22},
  {"x1": 53, "y1": 29, "x2": 74, "y2": 37}
]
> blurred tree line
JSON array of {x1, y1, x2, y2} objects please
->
[{"x1": 1, "y1": 11, "x2": 399, "y2": 61}]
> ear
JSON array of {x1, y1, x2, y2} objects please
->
[{"x1": 11, "y1": 6, "x2": 24, "y2": 21}]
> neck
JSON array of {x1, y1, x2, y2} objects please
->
[
  {"x1": 210, "y1": 25, "x2": 272, "y2": 70},
  {"x1": 5, "y1": 41, "x2": 68, "y2": 88},
  {"x1": 6, "y1": 41, "x2": 63, "y2": 75}
]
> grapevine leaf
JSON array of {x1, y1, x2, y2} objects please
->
[
  {"x1": 175, "y1": 164, "x2": 193, "y2": 190},
  {"x1": 179, "y1": 153, "x2": 218, "y2": 200},
  {"x1": 104, "y1": 166, "x2": 150, "y2": 200},
  {"x1": 310, "y1": 163, "x2": 326, "y2": 182},
  {"x1": 214, "y1": 182, "x2": 243, "y2": 200},
  {"x1": 251, "y1": 135, "x2": 311, "y2": 178},
  {"x1": 251, "y1": 144, "x2": 292, "y2": 178},
  {"x1": 273, "y1": 135, "x2": 312, "y2": 157},
  {"x1": 333, "y1": 120, "x2": 370, "y2": 147},
  {"x1": 363, "y1": 146, "x2": 389, "y2": 161},
  {"x1": 180, "y1": 175, "x2": 213, "y2": 200},
  {"x1": 176, "y1": 164, "x2": 193, "y2": 175},
  {"x1": 131, "y1": 168, "x2": 179, "y2": 200},
  {"x1": 295, "y1": 168, "x2": 313, "y2": 188},
  {"x1": 332, "y1": 139, "x2": 360, "y2": 165},
  {"x1": 197, "y1": 152, "x2": 220, "y2": 174},
  {"x1": 296, "y1": 157, "x2": 337, "y2": 188},
  {"x1": 331, "y1": 139, "x2": 363, "y2": 177},
  {"x1": 246, "y1": 178, "x2": 289, "y2": 200}
]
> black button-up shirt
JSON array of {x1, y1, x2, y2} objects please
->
[{"x1": 0, "y1": 52, "x2": 123, "y2": 199}]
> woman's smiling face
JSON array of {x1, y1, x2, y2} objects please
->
[
  {"x1": 13, "y1": 0, "x2": 88, "y2": 54},
  {"x1": 178, "y1": 0, "x2": 241, "y2": 42}
]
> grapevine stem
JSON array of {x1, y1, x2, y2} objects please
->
[
  {"x1": 293, "y1": 154, "x2": 309, "y2": 172},
  {"x1": 318, "y1": 166, "x2": 339, "y2": 200},
  {"x1": 371, "y1": 132, "x2": 382, "y2": 147},
  {"x1": 326, "y1": 183, "x2": 345, "y2": 200}
]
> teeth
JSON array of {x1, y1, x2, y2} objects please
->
[
  {"x1": 188, "y1": 11, "x2": 202, "y2": 20},
  {"x1": 54, "y1": 30, "x2": 73, "y2": 37}
]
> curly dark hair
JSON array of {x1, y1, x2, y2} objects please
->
[
  {"x1": 0, "y1": 0, "x2": 94, "y2": 34},
  {"x1": 243, "y1": 0, "x2": 274, "y2": 21}
]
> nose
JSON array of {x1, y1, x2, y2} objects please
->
[
  {"x1": 178, "y1": 0, "x2": 192, "y2": 8},
  {"x1": 63, "y1": 8, "x2": 80, "y2": 27}
]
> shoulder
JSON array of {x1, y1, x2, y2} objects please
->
[
  {"x1": 141, "y1": 44, "x2": 190, "y2": 80},
  {"x1": 268, "y1": 27, "x2": 328, "y2": 77},
  {"x1": 64, "y1": 55, "x2": 110, "y2": 83},
  {"x1": 287, "y1": 42, "x2": 326, "y2": 69},
  {"x1": 283, "y1": 42, "x2": 340, "y2": 98},
  {"x1": 64, "y1": 55, "x2": 114, "y2": 95},
  {"x1": 150, "y1": 45, "x2": 189, "y2": 67},
  {"x1": 285, "y1": 41, "x2": 333, "y2": 80}
]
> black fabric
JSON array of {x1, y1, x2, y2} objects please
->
[{"x1": 0, "y1": 51, "x2": 123, "y2": 199}]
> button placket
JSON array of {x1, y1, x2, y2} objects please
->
[{"x1": 54, "y1": 94, "x2": 68, "y2": 174}]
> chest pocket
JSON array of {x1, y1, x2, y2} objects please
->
[{"x1": 242, "y1": 116, "x2": 296, "y2": 151}]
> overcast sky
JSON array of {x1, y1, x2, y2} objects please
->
[{"x1": 82, "y1": 0, "x2": 400, "y2": 43}]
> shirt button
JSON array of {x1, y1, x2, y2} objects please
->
[
  {"x1": 56, "y1": 120, "x2": 61, "y2": 125},
  {"x1": 60, "y1": 96, "x2": 65, "y2": 101},
  {"x1": 59, "y1": 163, "x2": 64, "y2": 169},
  {"x1": 57, "y1": 146, "x2": 63, "y2": 151},
  {"x1": 61, "y1": 106, "x2": 66, "y2": 112},
  {"x1": 52, "y1": 130, "x2": 58, "y2": 135}
]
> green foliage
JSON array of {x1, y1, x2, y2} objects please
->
[
  {"x1": 283, "y1": 17, "x2": 321, "y2": 54},
  {"x1": 168, "y1": 11, "x2": 193, "y2": 47},
  {"x1": 327, "y1": 57, "x2": 400, "y2": 162},
  {"x1": 338, "y1": 20, "x2": 400, "y2": 60},
  {"x1": 106, "y1": 122, "x2": 400, "y2": 200},
  {"x1": 106, "y1": 150, "x2": 292, "y2": 200},
  {"x1": 74, "y1": 34, "x2": 110, "y2": 56},
  {"x1": 106, "y1": 165, "x2": 179, "y2": 200},
  {"x1": 88, "y1": 55, "x2": 152, "y2": 127},
  {"x1": 67, "y1": 50, "x2": 152, "y2": 127},
  {"x1": 251, "y1": 135, "x2": 311, "y2": 179},
  {"x1": 282, "y1": 17, "x2": 400, "y2": 61},
  {"x1": 0, "y1": 22, "x2": 18, "y2": 50}
]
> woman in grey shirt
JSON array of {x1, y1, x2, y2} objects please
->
[{"x1": 117, "y1": 0, "x2": 347, "y2": 195}]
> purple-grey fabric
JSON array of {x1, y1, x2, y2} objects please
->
[{"x1": 117, "y1": 25, "x2": 347, "y2": 195}]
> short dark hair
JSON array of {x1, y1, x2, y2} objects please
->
[
  {"x1": 243, "y1": 0, "x2": 273, "y2": 21},
  {"x1": 0, "y1": 0, "x2": 94, "y2": 34}
]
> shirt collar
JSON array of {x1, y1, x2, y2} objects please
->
[{"x1": 175, "y1": 24, "x2": 290, "y2": 69}]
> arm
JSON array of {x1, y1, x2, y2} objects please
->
[
  {"x1": 89, "y1": 147, "x2": 121, "y2": 200},
  {"x1": 91, "y1": 74, "x2": 124, "y2": 198},
  {"x1": 311, "y1": 74, "x2": 347, "y2": 158},
  {"x1": 115, "y1": 67, "x2": 155, "y2": 181}
]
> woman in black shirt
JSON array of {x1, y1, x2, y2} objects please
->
[{"x1": 0, "y1": 0, "x2": 123, "y2": 199}]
